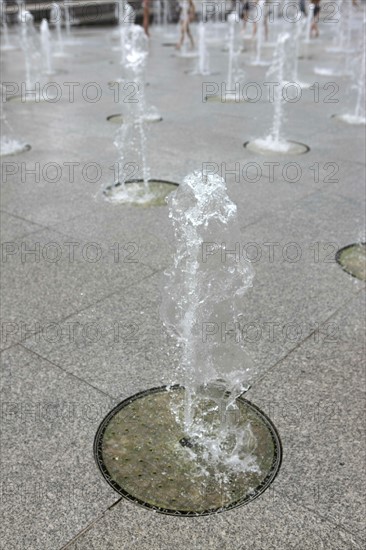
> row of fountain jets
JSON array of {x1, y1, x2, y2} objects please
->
[
  {"x1": 1, "y1": 1, "x2": 365, "y2": 449},
  {"x1": 1, "y1": 1, "x2": 365, "y2": 161}
]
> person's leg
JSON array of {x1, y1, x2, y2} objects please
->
[
  {"x1": 252, "y1": 20, "x2": 257, "y2": 37},
  {"x1": 187, "y1": 22, "x2": 194, "y2": 48},
  {"x1": 312, "y1": 7, "x2": 320, "y2": 37},
  {"x1": 143, "y1": 0, "x2": 150, "y2": 36},
  {"x1": 177, "y1": 20, "x2": 187, "y2": 49}
]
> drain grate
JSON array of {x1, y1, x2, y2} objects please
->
[
  {"x1": 336, "y1": 243, "x2": 366, "y2": 281},
  {"x1": 106, "y1": 114, "x2": 163, "y2": 124},
  {"x1": 94, "y1": 385, "x2": 282, "y2": 516},
  {"x1": 0, "y1": 143, "x2": 31, "y2": 157},
  {"x1": 103, "y1": 179, "x2": 178, "y2": 207},
  {"x1": 244, "y1": 140, "x2": 310, "y2": 155}
]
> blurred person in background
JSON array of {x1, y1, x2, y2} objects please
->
[
  {"x1": 176, "y1": 0, "x2": 195, "y2": 50},
  {"x1": 310, "y1": 0, "x2": 321, "y2": 38},
  {"x1": 299, "y1": 0, "x2": 307, "y2": 16},
  {"x1": 242, "y1": 1, "x2": 251, "y2": 31},
  {"x1": 252, "y1": 0, "x2": 269, "y2": 41}
]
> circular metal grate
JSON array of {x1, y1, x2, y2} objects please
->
[
  {"x1": 336, "y1": 243, "x2": 366, "y2": 281},
  {"x1": 0, "y1": 143, "x2": 31, "y2": 157},
  {"x1": 103, "y1": 179, "x2": 178, "y2": 207},
  {"x1": 244, "y1": 140, "x2": 310, "y2": 155},
  {"x1": 106, "y1": 113, "x2": 163, "y2": 124},
  {"x1": 94, "y1": 385, "x2": 282, "y2": 516}
]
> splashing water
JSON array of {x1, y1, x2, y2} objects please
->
[
  {"x1": 252, "y1": 0, "x2": 268, "y2": 66},
  {"x1": 194, "y1": 22, "x2": 210, "y2": 75},
  {"x1": 50, "y1": 2, "x2": 64, "y2": 56},
  {"x1": 40, "y1": 19, "x2": 54, "y2": 75},
  {"x1": 0, "y1": 95, "x2": 28, "y2": 156},
  {"x1": 160, "y1": 170, "x2": 257, "y2": 470},
  {"x1": 64, "y1": 2, "x2": 71, "y2": 36},
  {"x1": 153, "y1": 0, "x2": 162, "y2": 27},
  {"x1": 327, "y1": 0, "x2": 355, "y2": 54},
  {"x1": 227, "y1": 13, "x2": 236, "y2": 88},
  {"x1": 337, "y1": 21, "x2": 366, "y2": 125},
  {"x1": 284, "y1": 17, "x2": 311, "y2": 89},
  {"x1": 304, "y1": 3, "x2": 314, "y2": 44},
  {"x1": 19, "y1": 11, "x2": 42, "y2": 93},
  {"x1": 105, "y1": 25, "x2": 156, "y2": 204},
  {"x1": 352, "y1": 36, "x2": 366, "y2": 123},
  {"x1": 114, "y1": 0, "x2": 135, "y2": 63},
  {"x1": 1, "y1": 0, "x2": 16, "y2": 51},
  {"x1": 253, "y1": 32, "x2": 291, "y2": 152}
]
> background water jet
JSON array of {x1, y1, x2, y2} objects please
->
[
  {"x1": 104, "y1": 25, "x2": 166, "y2": 206},
  {"x1": 40, "y1": 19, "x2": 55, "y2": 76},
  {"x1": 245, "y1": 32, "x2": 309, "y2": 155}
]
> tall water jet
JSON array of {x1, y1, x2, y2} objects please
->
[
  {"x1": 251, "y1": 0, "x2": 269, "y2": 66},
  {"x1": 116, "y1": 0, "x2": 127, "y2": 63},
  {"x1": 205, "y1": 13, "x2": 245, "y2": 102},
  {"x1": 64, "y1": 1, "x2": 71, "y2": 36},
  {"x1": 314, "y1": 3, "x2": 358, "y2": 76},
  {"x1": 161, "y1": 171, "x2": 255, "y2": 429},
  {"x1": 162, "y1": 0, "x2": 175, "y2": 40},
  {"x1": 334, "y1": 22, "x2": 366, "y2": 125},
  {"x1": 40, "y1": 19, "x2": 54, "y2": 76},
  {"x1": 153, "y1": 0, "x2": 162, "y2": 27},
  {"x1": 327, "y1": 0, "x2": 355, "y2": 54},
  {"x1": 301, "y1": 2, "x2": 314, "y2": 59},
  {"x1": 17, "y1": 10, "x2": 43, "y2": 101},
  {"x1": 304, "y1": 3, "x2": 314, "y2": 43},
  {"x1": 104, "y1": 25, "x2": 172, "y2": 205},
  {"x1": 113, "y1": 1, "x2": 135, "y2": 62},
  {"x1": 1, "y1": 0, "x2": 16, "y2": 51},
  {"x1": 193, "y1": 21, "x2": 210, "y2": 75},
  {"x1": 245, "y1": 32, "x2": 309, "y2": 154},
  {"x1": 163, "y1": 0, "x2": 169, "y2": 29},
  {"x1": 51, "y1": 2, "x2": 65, "y2": 57},
  {"x1": 227, "y1": 13, "x2": 236, "y2": 90},
  {"x1": 284, "y1": 16, "x2": 311, "y2": 89},
  {"x1": 95, "y1": 170, "x2": 282, "y2": 513}
]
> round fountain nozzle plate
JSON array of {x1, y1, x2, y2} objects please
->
[
  {"x1": 0, "y1": 143, "x2": 31, "y2": 157},
  {"x1": 336, "y1": 243, "x2": 366, "y2": 281},
  {"x1": 106, "y1": 113, "x2": 163, "y2": 124},
  {"x1": 244, "y1": 140, "x2": 310, "y2": 155},
  {"x1": 103, "y1": 179, "x2": 178, "y2": 207},
  {"x1": 94, "y1": 385, "x2": 282, "y2": 516},
  {"x1": 331, "y1": 114, "x2": 366, "y2": 126}
]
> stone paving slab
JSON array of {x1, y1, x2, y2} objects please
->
[
  {"x1": 1, "y1": 14, "x2": 365, "y2": 550},
  {"x1": 0, "y1": 228, "x2": 153, "y2": 350},
  {"x1": 0, "y1": 345, "x2": 119, "y2": 550},
  {"x1": 0, "y1": 210, "x2": 45, "y2": 242},
  {"x1": 64, "y1": 489, "x2": 364, "y2": 550},
  {"x1": 245, "y1": 290, "x2": 366, "y2": 538}
]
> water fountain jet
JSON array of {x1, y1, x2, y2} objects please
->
[
  {"x1": 333, "y1": 21, "x2": 366, "y2": 125},
  {"x1": 95, "y1": 170, "x2": 282, "y2": 513},
  {"x1": 190, "y1": 21, "x2": 210, "y2": 75},
  {"x1": 40, "y1": 19, "x2": 55, "y2": 76},
  {"x1": 0, "y1": 94, "x2": 30, "y2": 156},
  {"x1": 1, "y1": 0, "x2": 17, "y2": 51},
  {"x1": 245, "y1": 32, "x2": 309, "y2": 154},
  {"x1": 251, "y1": 0, "x2": 270, "y2": 67},
  {"x1": 103, "y1": 25, "x2": 174, "y2": 206},
  {"x1": 51, "y1": 2, "x2": 66, "y2": 57}
]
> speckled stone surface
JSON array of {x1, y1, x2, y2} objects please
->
[{"x1": 1, "y1": 12, "x2": 365, "y2": 550}]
